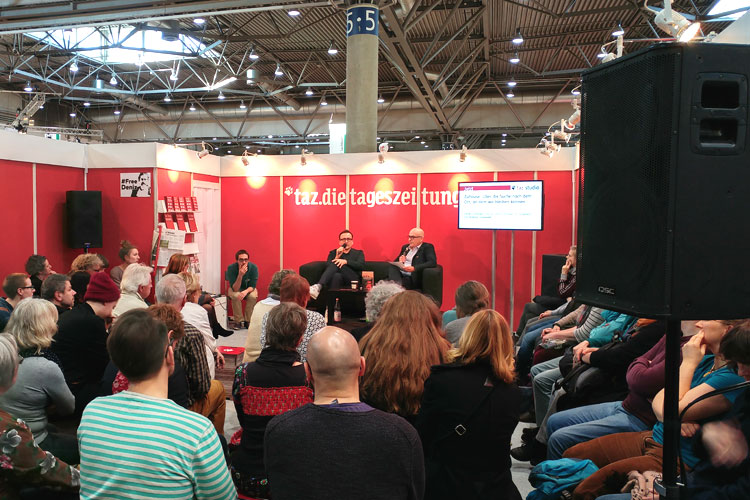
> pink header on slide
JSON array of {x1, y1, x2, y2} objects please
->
[{"x1": 459, "y1": 185, "x2": 511, "y2": 191}]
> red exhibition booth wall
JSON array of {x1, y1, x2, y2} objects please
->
[
  {"x1": 221, "y1": 169, "x2": 575, "y2": 323},
  {"x1": 0, "y1": 156, "x2": 574, "y2": 324}
]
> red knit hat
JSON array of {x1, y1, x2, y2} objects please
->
[{"x1": 85, "y1": 272, "x2": 121, "y2": 303}]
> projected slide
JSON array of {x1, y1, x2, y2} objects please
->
[{"x1": 458, "y1": 181, "x2": 544, "y2": 230}]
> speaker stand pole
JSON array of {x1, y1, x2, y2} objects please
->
[
  {"x1": 661, "y1": 319, "x2": 683, "y2": 499},
  {"x1": 84, "y1": 243, "x2": 90, "y2": 254}
]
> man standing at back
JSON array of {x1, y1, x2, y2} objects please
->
[
  {"x1": 77, "y1": 309, "x2": 236, "y2": 500},
  {"x1": 264, "y1": 326, "x2": 424, "y2": 500},
  {"x1": 225, "y1": 249, "x2": 259, "y2": 328}
]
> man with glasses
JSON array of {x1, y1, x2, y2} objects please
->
[
  {"x1": 388, "y1": 227, "x2": 437, "y2": 290},
  {"x1": 225, "y1": 249, "x2": 259, "y2": 329},
  {"x1": 0, "y1": 273, "x2": 36, "y2": 331},
  {"x1": 310, "y1": 230, "x2": 365, "y2": 300}
]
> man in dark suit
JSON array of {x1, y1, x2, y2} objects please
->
[
  {"x1": 310, "y1": 229, "x2": 366, "y2": 299},
  {"x1": 388, "y1": 227, "x2": 437, "y2": 290}
]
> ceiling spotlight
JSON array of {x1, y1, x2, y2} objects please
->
[
  {"x1": 321, "y1": 98, "x2": 328, "y2": 106},
  {"x1": 300, "y1": 148, "x2": 312, "y2": 165},
  {"x1": 274, "y1": 64, "x2": 284, "y2": 76},
  {"x1": 163, "y1": 94, "x2": 171, "y2": 102},
  {"x1": 420, "y1": 141, "x2": 425, "y2": 145},
  {"x1": 110, "y1": 74, "x2": 117, "y2": 85},
  {"x1": 512, "y1": 28, "x2": 524, "y2": 44},
  {"x1": 305, "y1": 88, "x2": 314, "y2": 96},
  {"x1": 377, "y1": 95, "x2": 385, "y2": 103},
  {"x1": 226, "y1": 141, "x2": 231, "y2": 145},
  {"x1": 459, "y1": 145, "x2": 467, "y2": 162},
  {"x1": 571, "y1": 86, "x2": 581, "y2": 95},
  {"x1": 502, "y1": 139, "x2": 507, "y2": 143},
  {"x1": 502, "y1": 133, "x2": 508, "y2": 137},
  {"x1": 189, "y1": 103, "x2": 196, "y2": 111},
  {"x1": 193, "y1": 17, "x2": 206, "y2": 25},
  {"x1": 39, "y1": 103, "x2": 44, "y2": 109},
  {"x1": 23, "y1": 81, "x2": 32, "y2": 92},
  {"x1": 241, "y1": 150, "x2": 256, "y2": 166},
  {"x1": 197, "y1": 142, "x2": 212, "y2": 159},
  {"x1": 249, "y1": 49, "x2": 259, "y2": 60},
  {"x1": 327, "y1": 40, "x2": 338, "y2": 55},
  {"x1": 170, "y1": 71, "x2": 178, "y2": 81},
  {"x1": 650, "y1": 0, "x2": 700, "y2": 42},
  {"x1": 217, "y1": 91, "x2": 225, "y2": 100},
  {"x1": 83, "y1": 101, "x2": 91, "y2": 107},
  {"x1": 69, "y1": 111, "x2": 76, "y2": 117},
  {"x1": 288, "y1": 9, "x2": 301, "y2": 16},
  {"x1": 612, "y1": 23, "x2": 625, "y2": 37},
  {"x1": 597, "y1": 50, "x2": 608, "y2": 59},
  {"x1": 268, "y1": 135, "x2": 273, "y2": 139},
  {"x1": 539, "y1": 137, "x2": 560, "y2": 158},
  {"x1": 378, "y1": 142, "x2": 389, "y2": 164},
  {"x1": 113, "y1": 108, "x2": 121, "y2": 115},
  {"x1": 424, "y1": 145, "x2": 429, "y2": 148},
  {"x1": 506, "y1": 91, "x2": 515, "y2": 98},
  {"x1": 507, "y1": 80, "x2": 517, "y2": 87},
  {"x1": 70, "y1": 59, "x2": 79, "y2": 72},
  {"x1": 135, "y1": 52, "x2": 145, "y2": 67},
  {"x1": 509, "y1": 52, "x2": 520, "y2": 64},
  {"x1": 239, "y1": 100, "x2": 246, "y2": 109}
]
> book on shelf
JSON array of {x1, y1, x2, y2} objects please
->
[
  {"x1": 185, "y1": 197, "x2": 194, "y2": 211},
  {"x1": 191, "y1": 197, "x2": 198, "y2": 211},
  {"x1": 186, "y1": 213, "x2": 197, "y2": 232},
  {"x1": 165, "y1": 196, "x2": 175, "y2": 212},
  {"x1": 178, "y1": 197, "x2": 187, "y2": 211},
  {"x1": 175, "y1": 213, "x2": 187, "y2": 231},
  {"x1": 163, "y1": 213, "x2": 176, "y2": 229}
]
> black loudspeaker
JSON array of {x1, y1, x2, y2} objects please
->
[
  {"x1": 65, "y1": 191, "x2": 102, "y2": 249},
  {"x1": 576, "y1": 43, "x2": 750, "y2": 319}
]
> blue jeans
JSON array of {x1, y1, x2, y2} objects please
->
[
  {"x1": 531, "y1": 357, "x2": 562, "y2": 427},
  {"x1": 546, "y1": 401, "x2": 650, "y2": 460},
  {"x1": 516, "y1": 317, "x2": 558, "y2": 378},
  {"x1": 595, "y1": 495, "x2": 630, "y2": 500}
]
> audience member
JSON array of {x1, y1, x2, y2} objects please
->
[
  {"x1": 231, "y1": 302, "x2": 313, "y2": 498},
  {"x1": 225, "y1": 249, "x2": 258, "y2": 328},
  {"x1": 350, "y1": 280, "x2": 404, "y2": 342},
  {"x1": 243, "y1": 269, "x2": 295, "y2": 363},
  {"x1": 179, "y1": 272, "x2": 223, "y2": 379},
  {"x1": 309, "y1": 229, "x2": 365, "y2": 299},
  {"x1": 69, "y1": 254, "x2": 104, "y2": 275},
  {"x1": 53, "y1": 272, "x2": 120, "y2": 416},
  {"x1": 41, "y1": 273, "x2": 76, "y2": 317},
  {"x1": 444, "y1": 280, "x2": 490, "y2": 345},
  {"x1": 25, "y1": 254, "x2": 53, "y2": 297},
  {"x1": 164, "y1": 253, "x2": 190, "y2": 275},
  {"x1": 109, "y1": 240, "x2": 139, "y2": 286},
  {"x1": 565, "y1": 319, "x2": 747, "y2": 499},
  {"x1": 417, "y1": 309, "x2": 521, "y2": 500},
  {"x1": 0, "y1": 273, "x2": 35, "y2": 331},
  {"x1": 97, "y1": 254, "x2": 109, "y2": 271},
  {"x1": 112, "y1": 263, "x2": 152, "y2": 318},
  {"x1": 77, "y1": 309, "x2": 236, "y2": 499},
  {"x1": 0, "y1": 298, "x2": 77, "y2": 463},
  {"x1": 260, "y1": 274, "x2": 325, "y2": 363},
  {"x1": 102, "y1": 303, "x2": 190, "y2": 408},
  {"x1": 264, "y1": 326, "x2": 425, "y2": 500},
  {"x1": 155, "y1": 274, "x2": 225, "y2": 434},
  {"x1": 69, "y1": 271, "x2": 90, "y2": 307},
  {"x1": 0, "y1": 332, "x2": 79, "y2": 498},
  {"x1": 359, "y1": 290, "x2": 450, "y2": 422}
]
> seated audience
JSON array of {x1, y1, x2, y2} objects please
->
[
  {"x1": 231, "y1": 302, "x2": 313, "y2": 499},
  {"x1": 0, "y1": 298, "x2": 77, "y2": 464},
  {"x1": 309, "y1": 229, "x2": 365, "y2": 299},
  {"x1": 264, "y1": 326, "x2": 424, "y2": 500},
  {"x1": 25, "y1": 254, "x2": 53, "y2": 297},
  {"x1": 164, "y1": 253, "x2": 190, "y2": 275},
  {"x1": 52, "y1": 272, "x2": 120, "y2": 416},
  {"x1": 359, "y1": 290, "x2": 450, "y2": 422},
  {"x1": 225, "y1": 249, "x2": 258, "y2": 328},
  {"x1": 564, "y1": 319, "x2": 747, "y2": 500},
  {"x1": 41, "y1": 273, "x2": 76, "y2": 317},
  {"x1": 112, "y1": 263, "x2": 152, "y2": 318},
  {"x1": 109, "y1": 240, "x2": 139, "y2": 287},
  {"x1": 417, "y1": 309, "x2": 521, "y2": 500},
  {"x1": 102, "y1": 304, "x2": 190, "y2": 408},
  {"x1": 0, "y1": 273, "x2": 36, "y2": 331},
  {"x1": 260, "y1": 274, "x2": 325, "y2": 363},
  {"x1": 515, "y1": 245, "x2": 576, "y2": 335},
  {"x1": 444, "y1": 280, "x2": 490, "y2": 345},
  {"x1": 350, "y1": 280, "x2": 404, "y2": 342},
  {"x1": 179, "y1": 272, "x2": 223, "y2": 379},
  {"x1": 69, "y1": 254, "x2": 104, "y2": 275},
  {"x1": 0, "y1": 332, "x2": 79, "y2": 498},
  {"x1": 243, "y1": 269, "x2": 295, "y2": 363},
  {"x1": 77, "y1": 309, "x2": 236, "y2": 499},
  {"x1": 155, "y1": 274, "x2": 225, "y2": 434},
  {"x1": 69, "y1": 271, "x2": 90, "y2": 307}
]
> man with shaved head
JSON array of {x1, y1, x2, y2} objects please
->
[
  {"x1": 264, "y1": 326, "x2": 425, "y2": 500},
  {"x1": 387, "y1": 227, "x2": 437, "y2": 290}
]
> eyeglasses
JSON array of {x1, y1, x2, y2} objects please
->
[
  {"x1": 339, "y1": 237, "x2": 353, "y2": 241},
  {"x1": 408, "y1": 235, "x2": 422, "y2": 239},
  {"x1": 237, "y1": 258, "x2": 249, "y2": 262},
  {"x1": 20, "y1": 286, "x2": 35, "y2": 290}
]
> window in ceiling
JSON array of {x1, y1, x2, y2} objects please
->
[
  {"x1": 707, "y1": 0, "x2": 750, "y2": 19},
  {"x1": 27, "y1": 25, "x2": 218, "y2": 65}
]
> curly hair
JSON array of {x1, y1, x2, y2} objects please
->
[
  {"x1": 70, "y1": 253, "x2": 103, "y2": 274},
  {"x1": 268, "y1": 269, "x2": 296, "y2": 296},
  {"x1": 146, "y1": 303, "x2": 185, "y2": 342},
  {"x1": 5, "y1": 298, "x2": 58, "y2": 353},
  {"x1": 359, "y1": 290, "x2": 450, "y2": 416},
  {"x1": 364, "y1": 281, "x2": 404, "y2": 323}
]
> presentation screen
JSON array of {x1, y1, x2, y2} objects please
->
[{"x1": 458, "y1": 180, "x2": 544, "y2": 231}]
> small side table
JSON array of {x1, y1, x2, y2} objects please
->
[
  {"x1": 217, "y1": 346, "x2": 245, "y2": 368},
  {"x1": 325, "y1": 288, "x2": 368, "y2": 325}
]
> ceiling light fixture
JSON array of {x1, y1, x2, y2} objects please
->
[
  {"x1": 197, "y1": 142, "x2": 212, "y2": 159},
  {"x1": 70, "y1": 59, "x2": 79, "y2": 72},
  {"x1": 459, "y1": 145, "x2": 467, "y2": 162},
  {"x1": 327, "y1": 40, "x2": 338, "y2": 55},
  {"x1": 508, "y1": 80, "x2": 517, "y2": 87},
  {"x1": 170, "y1": 71, "x2": 178, "y2": 81},
  {"x1": 193, "y1": 17, "x2": 206, "y2": 25},
  {"x1": 509, "y1": 51, "x2": 520, "y2": 64},
  {"x1": 241, "y1": 150, "x2": 257, "y2": 166},
  {"x1": 69, "y1": 111, "x2": 76, "y2": 117},
  {"x1": 506, "y1": 91, "x2": 515, "y2": 98},
  {"x1": 300, "y1": 148, "x2": 312, "y2": 165},
  {"x1": 113, "y1": 108, "x2": 121, "y2": 115},
  {"x1": 239, "y1": 100, "x2": 246, "y2": 109},
  {"x1": 274, "y1": 64, "x2": 284, "y2": 76},
  {"x1": 512, "y1": 28, "x2": 524, "y2": 44},
  {"x1": 571, "y1": 85, "x2": 581, "y2": 95},
  {"x1": 83, "y1": 101, "x2": 91, "y2": 107},
  {"x1": 539, "y1": 136, "x2": 560, "y2": 158},
  {"x1": 288, "y1": 9, "x2": 301, "y2": 16},
  {"x1": 646, "y1": 0, "x2": 701, "y2": 42},
  {"x1": 189, "y1": 103, "x2": 196, "y2": 111},
  {"x1": 305, "y1": 88, "x2": 314, "y2": 96},
  {"x1": 377, "y1": 95, "x2": 385, "y2": 103},
  {"x1": 321, "y1": 97, "x2": 328, "y2": 106},
  {"x1": 378, "y1": 142, "x2": 389, "y2": 164},
  {"x1": 249, "y1": 49, "x2": 259, "y2": 60},
  {"x1": 110, "y1": 74, "x2": 117, "y2": 85},
  {"x1": 217, "y1": 91, "x2": 225, "y2": 100},
  {"x1": 23, "y1": 81, "x2": 32, "y2": 92},
  {"x1": 163, "y1": 94, "x2": 171, "y2": 102},
  {"x1": 612, "y1": 23, "x2": 625, "y2": 36}
]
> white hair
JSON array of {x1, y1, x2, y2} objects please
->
[
  {"x1": 120, "y1": 263, "x2": 153, "y2": 294},
  {"x1": 365, "y1": 281, "x2": 405, "y2": 323},
  {"x1": 0, "y1": 333, "x2": 18, "y2": 391},
  {"x1": 155, "y1": 274, "x2": 186, "y2": 306}
]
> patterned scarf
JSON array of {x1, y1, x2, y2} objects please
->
[{"x1": 18, "y1": 347, "x2": 63, "y2": 368}]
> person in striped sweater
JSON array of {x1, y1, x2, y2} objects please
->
[{"x1": 77, "y1": 309, "x2": 236, "y2": 500}]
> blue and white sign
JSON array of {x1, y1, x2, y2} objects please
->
[{"x1": 346, "y1": 5, "x2": 379, "y2": 37}]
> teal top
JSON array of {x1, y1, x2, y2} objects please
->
[{"x1": 225, "y1": 261, "x2": 259, "y2": 290}]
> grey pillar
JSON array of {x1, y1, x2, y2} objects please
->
[{"x1": 345, "y1": 3, "x2": 379, "y2": 153}]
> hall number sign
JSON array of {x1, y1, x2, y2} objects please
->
[{"x1": 346, "y1": 5, "x2": 379, "y2": 37}]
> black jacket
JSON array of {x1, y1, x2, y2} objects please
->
[
  {"x1": 326, "y1": 247, "x2": 365, "y2": 271},
  {"x1": 52, "y1": 302, "x2": 109, "y2": 386},
  {"x1": 394, "y1": 242, "x2": 437, "y2": 289}
]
